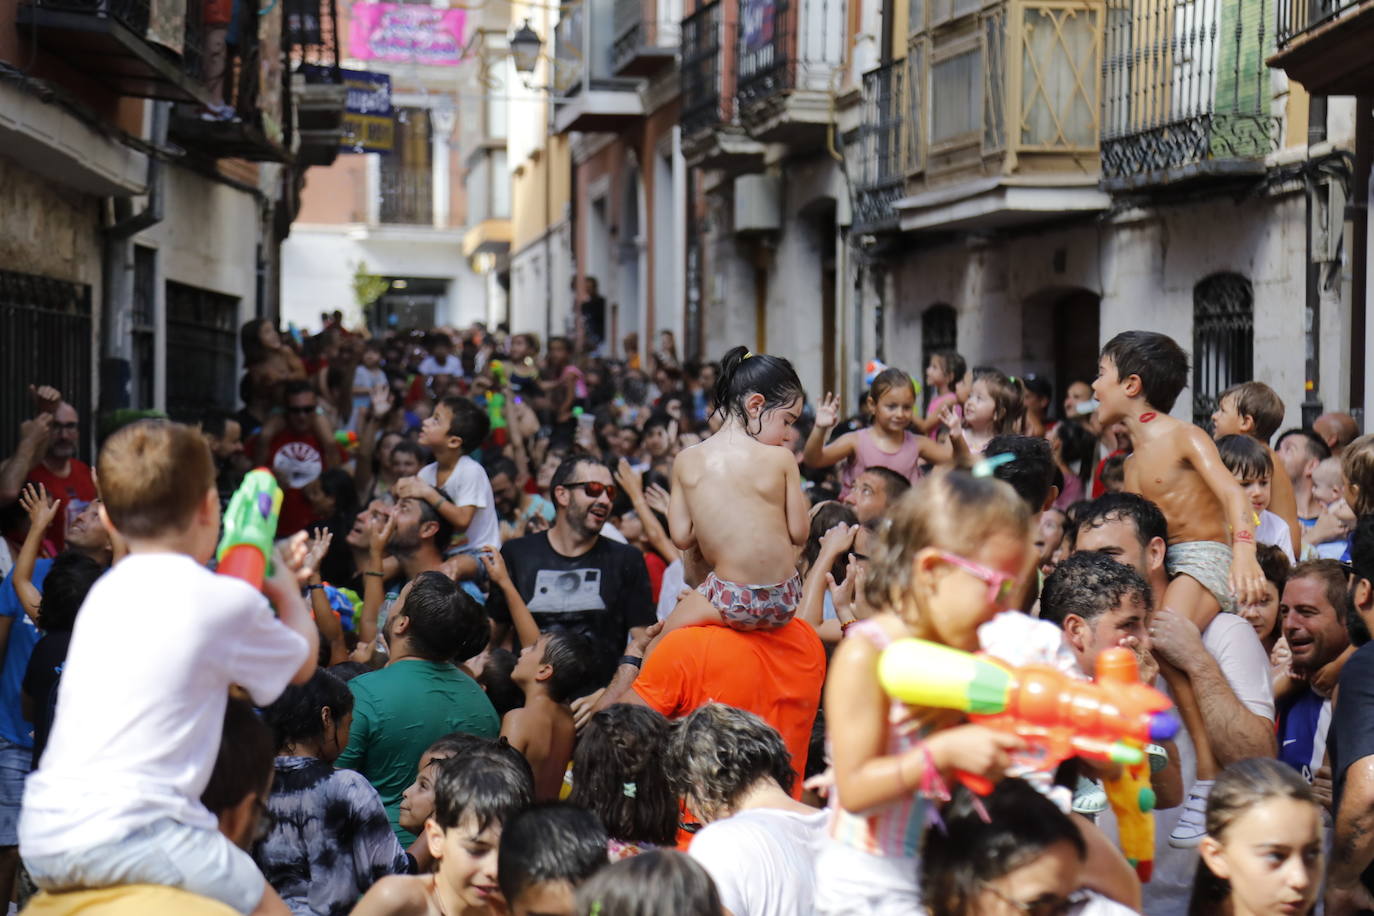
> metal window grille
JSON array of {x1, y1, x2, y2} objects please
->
[
  {"x1": 737, "y1": 0, "x2": 791, "y2": 107},
  {"x1": 379, "y1": 108, "x2": 434, "y2": 225},
  {"x1": 852, "y1": 61, "x2": 907, "y2": 234},
  {"x1": 1276, "y1": 0, "x2": 1355, "y2": 46},
  {"x1": 0, "y1": 271, "x2": 93, "y2": 461},
  {"x1": 131, "y1": 246, "x2": 157, "y2": 411},
  {"x1": 165, "y1": 281, "x2": 239, "y2": 421},
  {"x1": 1192, "y1": 272, "x2": 1253, "y2": 426},
  {"x1": 680, "y1": 0, "x2": 724, "y2": 135},
  {"x1": 921, "y1": 303, "x2": 958, "y2": 410}
]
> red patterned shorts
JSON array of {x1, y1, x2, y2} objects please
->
[{"x1": 697, "y1": 572, "x2": 802, "y2": 630}]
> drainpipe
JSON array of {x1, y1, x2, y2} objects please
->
[
  {"x1": 100, "y1": 100, "x2": 169, "y2": 420},
  {"x1": 1302, "y1": 97, "x2": 1328, "y2": 427}
]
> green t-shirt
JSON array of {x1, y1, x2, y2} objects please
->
[{"x1": 335, "y1": 659, "x2": 500, "y2": 845}]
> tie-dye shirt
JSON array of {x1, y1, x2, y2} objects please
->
[{"x1": 253, "y1": 756, "x2": 409, "y2": 915}]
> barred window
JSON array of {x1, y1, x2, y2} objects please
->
[
  {"x1": 921, "y1": 303, "x2": 957, "y2": 410},
  {"x1": 1192, "y1": 272, "x2": 1253, "y2": 427}
]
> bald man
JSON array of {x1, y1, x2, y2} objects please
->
[{"x1": 1315, "y1": 412, "x2": 1361, "y2": 458}]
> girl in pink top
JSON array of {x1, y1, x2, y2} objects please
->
[
  {"x1": 914, "y1": 350, "x2": 969, "y2": 436},
  {"x1": 803, "y1": 368, "x2": 952, "y2": 499}
]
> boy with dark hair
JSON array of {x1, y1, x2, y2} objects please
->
[
  {"x1": 496, "y1": 803, "x2": 609, "y2": 916},
  {"x1": 843, "y1": 467, "x2": 911, "y2": 527},
  {"x1": 352, "y1": 749, "x2": 534, "y2": 916},
  {"x1": 21, "y1": 421, "x2": 317, "y2": 915},
  {"x1": 1213, "y1": 381, "x2": 1300, "y2": 559},
  {"x1": 500, "y1": 627, "x2": 596, "y2": 801},
  {"x1": 396, "y1": 396, "x2": 500, "y2": 591},
  {"x1": 337, "y1": 572, "x2": 500, "y2": 847},
  {"x1": 641, "y1": 413, "x2": 675, "y2": 463},
  {"x1": 1093, "y1": 330, "x2": 1265, "y2": 849},
  {"x1": 984, "y1": 435, "x2": 1058, "y2": 514},
  {"x1": 1276, "y1": 427, "x2": 1331, "y2": 527},
  {"x1": 1216, "y1": 435, "x2": 1295, "y2": 561},
  {"x1": 418, "y1": 333, "x2": 464, "y2": 381}
]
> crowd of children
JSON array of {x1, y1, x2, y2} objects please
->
[{"x1": 1, "y1": 318, "x2": 1373, "y2": 915}]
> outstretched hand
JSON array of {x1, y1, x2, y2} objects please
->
[
  {"x1": 940, "y1": 404, "x2": 964, "y2": 439},
  {"x1": 815, "y1": 392, "x2": 841, "y2": 430},
  {"x1": 28, "y1": 384, "x2": 61, "y2": 415},
  {"x1": 368, "y1": 512, "x2": 396, "y2": 559},
  {"x1": 304, "y1": 527, "x2": 333, "y2": 575},
  {"x1": 479, "y1": 546, "x2": 510, "y2": 588},
  {"x1": 18, "y1": 483, "x2": 61, "y2": 532},
  {"x1": 614, "y1": 459, "x2": 643, "y2": 503}
]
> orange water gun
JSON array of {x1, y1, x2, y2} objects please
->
[{"x1": 878, "y1": 640, "x2": 1176, "y2": 880}]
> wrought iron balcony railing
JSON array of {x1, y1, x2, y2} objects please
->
[
  {"x1": 852, "y1": 61, "x2": 907, "y2": 234},
  {"x1": 680, "y1": 0, "x2": 729, "y2": 136},
  {"x1": 904, "y1": 0, "x2": 1103, "y2": 191},
  {"x1": 1276, "y1": 0, "x2": 1365, "y2": 46},
  {"x1": 612, "y1": 0, "x2": 680, "y2": 74},
  {"x1": 554, "y1": 4, "x2": 586, "y2": 93},
  {"x1": 379, "y1": 168, "x2": 435, "y2": 225},
  {"x1": 1100, "y1": 0, "x2": 1281, "y2": 189},
  {"x1": 736, "y1": 0, "x2": 843, "y2": 113}
]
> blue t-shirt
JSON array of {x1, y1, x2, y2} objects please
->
[
  {"x1": 0, "y1": 560, "x2": 50, "y2": 748},
  {"x1": 1278, "y1": 686, "x2": 1329, "y2": 781}
]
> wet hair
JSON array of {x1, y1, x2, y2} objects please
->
[
  {"x1": 933, "y1": 350, "x2": 968, "y2": 385},
  {"x1": 398, "y1": 571, "x2": 490, "y2": 661},
  {"x1": 97, "y1": 420, "x2": 215, "y2": 539},
  {"x1": 1219, "y1": 381, "x2": 1286, "y2": 443},
  {"x1": 1288, "y1": 558, "x2": 1350, "y2": 623},
  {"x1": 863, "y1": 467, "x2": 912, "y2": 508},
  {"x1": 868, "y1": 368, "x2": 916, "y2": 406},
  {"x1": 1071, "y1": 492, "x2": 1168, "y2": 551},
  {"x1": 1188, "y1": 758, "x2": 1318, "y2": 916},
  {"x1": 480, "y1": 648, "x2": 525, "y2": 717},
  {"x1": 201, "y1": 697, "x2": 275, "y2": 817},
  {"x1": 984, "y1": 436, "x2": 1056, "y2": 512},
  {"x1": 539, "y1": 626, "x2": 598, "y2": 704},
  {"x1": 1342, "y1": 434, "x2": 1374, "y2": 516},
  {"x1": 802, "y1": 502, "x2": 859, "y2": 583},
  {"x1": 568, "y1": 705, "x2": 678, "y2": 847},
  {"x1": 921, "y1": 778, "x2": 1086, "y2": 916},
  {"x1": 1053, "y1": 419, "x2": 1097, "y2": 486},
  {"x1": 498, "y1": 803, "x2": 609, "y2": 905},
  {"x1": 261, "y1": 669, "x2": 354, "y2": 752},
  {"x1": 36, "y1": 552, "x2": 103, "y2": 633},
  {"x1": 575, "y1": 851, "x2": 722, "y2": 916},
  {"x1": 431, "y1": 743, "x2": 534, "y2": 832},
  {"x1": 971, "y1": 368, "x2": 1025, "y2": 435},
  {"x1": 1276, "y1": 427, "x2": 1331, "y2": 465},
  {"x1": 1040, "y1": 550, "x2": 1153, "y2": 629},
  {"x1": 1216, "y1": 434, "x2": 1274, "y2": 482},
  {"x1": 438, "y1": 396, "x2": 491, "y2": 454},
  {"x1": 712, "y1": 345, "x2": 805, "y2": 437},
  {"x1": 1100, "y1": 454, "x2": 1126, "y2": 489},
  {"x1": 864, "y1": 469, "x2": 1030, "y2": 612},
  {"x1": 663, "y1": 704, "x2": 795, "y2": 823},
  {"x1": 1100, "y1": 330, "x2": 1190, "y2": 413}
]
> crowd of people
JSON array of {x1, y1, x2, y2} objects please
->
[{"x1": 0, "y1": 314, "x2": 1372, "y2": 916}]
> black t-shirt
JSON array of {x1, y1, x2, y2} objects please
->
[
  {"x1": 486, "y1": 532, "x2": 654, "y2": 678},
  {"x1": 1329, "y1": 640, "x2": 1374, "y2": 895},
  {"x1": 22, "y1": 630, "x2": 72, "y2": 769}
]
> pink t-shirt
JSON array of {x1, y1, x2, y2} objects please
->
[{"x1": 839, "y1": 428, "x2": 925, "y2": 499}]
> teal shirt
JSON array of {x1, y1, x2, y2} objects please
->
[{"x1": 335, "y1": 660, "x2": 500, "y2": 846}]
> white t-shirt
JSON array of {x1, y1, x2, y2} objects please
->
[
  {"x1": 20, "y1": 553, "x2": 309, "y2": 856},
  {"x1": 689, "y1": 807, "x2": 828, "y2": 916},
  {"x1": 352, "y1": 365, "x2": 386, "y2": 393},
  {"x1": 1099, "y1": 613, "x2": 1275, "y2": 916},
  {"x1": 419, "y1": 458, "x2": 500, "y2": 552},
  {"x1": 656, "y1": 559, "x2": 685, "y2": 622},
  {"x1": 1257, "y1": 509, "x2": 1296, "y2": 562},
  {"x1": 418, "y1": 354, "x2": 463, "y2": 378}
]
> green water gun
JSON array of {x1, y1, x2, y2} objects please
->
[{"x1": 216, "y1": 468, "x2": 282, "y2": 590}]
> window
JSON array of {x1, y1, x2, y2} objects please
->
[
  {"x1": 132, "y1": 246, "x2": 157, "y2": 411},
  {"x1": 0, "y1": 271, "x2": 92, "y2": 460},
  {"x1": 165, "y1": 282, "x2": 239, "y2": 421},
  {"x1": 1192, "y1": 272, "x2": 1253, "y2": 427},
  {"x1": 379, "y1": 108, "x2": 434, "y2": 225},
  {"x1": 930, "y1": 47, "x2": 981, "y2": 145},
  {"x1": 921, "y1": 303, "x2": 957, "y2": 410}
]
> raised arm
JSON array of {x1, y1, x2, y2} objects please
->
[
  {"x1": 0, "y1": 414, "x2": 53, "y2": 507},
  {"x1": 1183, "y1": 427, "x2": 1264, "y2": 606},
  {"x1": 480, "y1": 547, "x2": 540, "y2": 649},
  {"x1": 615, "y1": 460, "x2": 679, "y2": 563},
  {"x1": 802, "y1": 393, "x2": 857, "y2": 469},
  {"x1": 262, "y1": 534, "x2": 321, "y2": 685},
  {"x1": 394, "y1": 476, "x2": 477, "y2": 533},
  {"x1": 15, "y1": 484, "x2": 62, "y2": 623},
  {"x1": 797, "y1": 522, "x2": 855, "y2": 631},
  {"x1": 352, "y1": 513, "x2": 394, "y2": 665},
  {"x1": 303, "y1": 529, "x2": 348, "y2": 666}
]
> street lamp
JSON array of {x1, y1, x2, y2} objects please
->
[{"x1": 510, "y1": 20, "x2": 542, "y2": 75}]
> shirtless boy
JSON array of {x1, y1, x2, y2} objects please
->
[{"x1": 500, "y1": 628, "x2": 593, "y2": 801}]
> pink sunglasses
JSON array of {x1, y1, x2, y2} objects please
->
[{"x1": 937, "y1": 551, "x2": 1019, "y2": 606}]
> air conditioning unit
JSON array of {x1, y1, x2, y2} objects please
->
[{"x1": 733, "y1": 173, "x2": 781, "y2": 236}]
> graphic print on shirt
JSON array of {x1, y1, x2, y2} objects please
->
[
  {"x1": 527, "y1": 568, "x2": 607, "y2": 614},
  {"x1": 274, "y1": 440, "x2": 323, "y2": 489}
]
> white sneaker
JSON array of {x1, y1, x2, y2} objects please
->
[
  {"x1": 1169, "y1": 779, "x2": 1214, "y2": 848},
  {"x1": 1072, "y1": 777, "x2": 1108, "y2": 816}
]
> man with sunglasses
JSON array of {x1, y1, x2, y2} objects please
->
[
  {"x1": 249, "y1": 380, "x2": 342, "y2": 537},
  {"x1": 2, "y1": 386, "x2": 96, "y2": 556},
  {"x1": 1323, "y1": 515, "x2": 1374, "y2": 916},
  {"x1": 485, "y1": 456, "x2": 655, "y2": 682}
]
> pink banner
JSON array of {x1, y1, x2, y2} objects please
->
[{"x1": 348, "y1": 3, "x2": 466, "y2": 66}]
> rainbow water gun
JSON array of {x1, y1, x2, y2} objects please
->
[
  {"x1": 216, "y1": 468, "x2": 282, "y2": 591},
  {"x1": 878, "y1": 640, "x2": 1176, "y2": 881}
]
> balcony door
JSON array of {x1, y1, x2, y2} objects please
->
[{"x1": 379, "y1": 107, "x2": 434, "y2": 225}]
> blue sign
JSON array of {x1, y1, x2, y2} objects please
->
[{"x1": 340, "y1": 69, "x2": 394, "y2": 153}]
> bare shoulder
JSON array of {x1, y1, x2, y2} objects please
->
[{"x1": 352, "y1": 875, "x2": 432, "y2": 915}]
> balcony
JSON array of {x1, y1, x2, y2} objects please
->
[
  {"x1": 613, "y1": 0, "x2": 680, "y2": 74},
  {"x1": 851, "y1": 62, "x2": 907, "y2": 235},
  {"x1": 1270, "y1": 0, "x2": 1374, "y2": 94},
  {"x1": 553, "y1": 0, "x2": 645, "y2": 134},
  {"x1": 289, "y1": 0, "x2": 346, "y2": 167},
  {"x1": 379, "y1": 168, "x2": 434, "y2": 226},
  {"x1": 895, "y1": 0, "x2": 1111, "y2": 232},
  {"x1": 1100, "y1": 0, "x2": 1282, "y2": 191},
  {"x1": 168, "y1": 0, "x2": 292, "y2": 161},
  {"x1": 17, "y1": 0, "x2": 217, "y2": 107},
  {"x1": 679, "y1": 0, "x2": 765, "y2": 169},
  {"x1": 734, "y1": 0, "x2": 844, "y2": 144}
]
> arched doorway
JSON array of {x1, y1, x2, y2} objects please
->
[
  {"x1": 1192, "y1": 272, "x2": 1254, "y2": 427},
  {"x1": 920, "y1": 303, "x2": 957, "y2": 411},
  {"x1": 1022, "y1": 286, "x2": 1101, "y2": 418}
]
